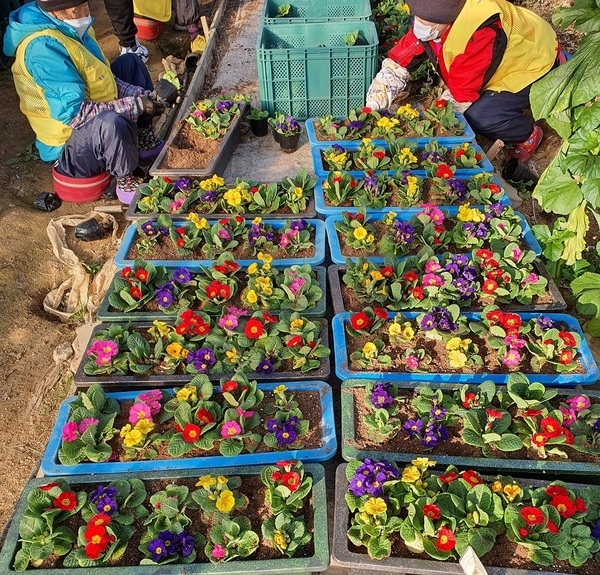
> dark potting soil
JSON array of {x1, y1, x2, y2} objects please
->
[
  {"x1": 109, "y1": 390, "x2": 323, "y2": 462},
  {"x1": 345, "y1": 329, "x2": 587, "y2": 376},
  {"x1": 160, "y1": 121, "x2": 224, "y2": 170},
  {"x1": 125, "y1": 233, "x2": 316, "y2": 263},
  {"x1": 348, "y1": 387, "x2": 600, "y2": 465},
  {"x1": 39, "y1": 474, "x2": 315, "y2": 569}
]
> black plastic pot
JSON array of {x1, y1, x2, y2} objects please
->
[
  {"x1": 279, "y1": 133, "x2": 301, "y2": 153},
  {"x1": 502, "y1": 158, "x2": 539, "y2": 191},
  {"x1": 249, "y1": 117, "x2": 269, "y2": 137}
]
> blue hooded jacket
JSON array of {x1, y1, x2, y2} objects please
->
[{"x1": 3, "y1": 3, "x2": 105, "y2": 161}]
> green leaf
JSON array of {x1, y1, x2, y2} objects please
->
[
  {"x1": 572, "y1": 272, "x2": 600, "y2": 317},
  {"x1": 533, "y1": 158, "x2": 583, "y2": 214},
  {"x1": 366, "y1": 535, "x2": 391, "y2": 560},
  {"x1": 219, "y1": 438, "x2": 243, "y2": 457},
  {"x1": 493, "y1": 433, "x2": 524, "y2": 452},
  {"x1": 13, "y1": 548, "x2": 31, "y2": 572}
]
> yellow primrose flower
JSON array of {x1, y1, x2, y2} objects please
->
[
  {"x1": 187, "y1": 213, "x2": 209, "y2": 229},
  {"x1": 366, "y1": 234, "x2": 375, "y2": 244},
  {"x1": 247, "y1": 263, "x2": 258, "y2": 275},
  {"x1": 176, "y1": 387, "x2": 192, "y2": 401},
  {"x1": 273, "y1": 532, "x2": 288, "y2": 549},
  {"x1": 401, "y1": 324, "x2": 415, "y2": 340},
  {"x1": 166, "y1": 342, "x2": 185, "y2": 358},
  {"x1": 241, "y1": 189, "x2": 252, "y2": 202},
  {"x1": 446, "y1": 337, "x2": 462, "y2": 351},
  {"x1": 401, "y1": 3, "x2": 410, "y2": 13},
  {"x1": 123, "y1": 428, "x2": 143, "y2": 448},
  {"x1": 383, "y1": 211, "x2": 397, "y2": 226},
  {"x1": 215, "y1": 489, "x2": 235, "y2": 512},
  {"x1": 364, "y1": 497, "x2": 387, "y2": 515},
  {"x1": 370, "y1": 271, "x2": 384, "y2": 281},
  {"x1": 448, "y1": 349, "x2": 468, "y2": 368},
  {"x1": 504, "y1": 484, "x2": 522, "y2": 501},
  {"x1": 245, "y1": 289, "x2": 258, "y2": 304},
  {"x1": 196, "y1": 475, "x2": 217, "y2": 488},
  {"x1": 359, "y1": 511, "x2": 370, "y2": 523},
  {"x1": 362, "y1": 341, "x2": 378, "y2": 359},
  {"x1": 362, "y1": 263, "x2": 369, "y2": 272},
  {"x1": 149, "y1": 320, "x2": 170, "y2": 338},
  {"x1": 461, "y1": 338, "x2": 473, "y2": 350},
  {"x1": 217, "y1": 475, "x2": 228, "y2": 484},
  {"x1": 402, "y1": 465, "x2": 421, "y2": 483},
  {"x1": 120, "y1": 424, "x2": 132, "y2": 438},
  {"x1": 457, "y1": 204, "x2": 485, "y2": 222},
  {"x1": 211, "y1": 175, "x2": 225, "y2": 187},
  {"x1": 398, "y1": 148, "x2": 417, "y2": 164},
  {"x1": 252, "y1": 217, "x2": 262, "y2": 225},
  {"x1": 412, "y1": 457, "x2": 436, "y2": 470},
  {"x1": 376, "y1": 117, "x2": 399, "y2": 131},
  {"x1": 258, "y1": 252, "x2": 273, "y2": 264},
  {"x1": 491, "y1": 481, "x2": 503, "y2": 493},
  {"x1": 293, "y1": 186, "x2": 303, "y2": 198},
  {"x1": 275, "y1": 385, "x2": 287, "y2": 394},
  {"x1": 223, "y1": 188, "x2": 242, "y2": 207},
  {"x1": 135, "y1": 419, "x2": 155, "y2": 435},
  {"x1": 388, "y1": 323, "x2": 402, "y2": 337},
  {"x1": 362, "y1": 137, "x2": 372, "y2": 145},
  {"x1": 225, "y1": 348, "x2": 238, "y2": 363},
  {"x1": 353, "y1": 226, "x2": 367, "y2": 241},
  {"x1": 290, "y1": 318, "x2": 304, "y2": 329},
  {"x1": 396, "y1": 103, "x2": 419, "y2": 119}
]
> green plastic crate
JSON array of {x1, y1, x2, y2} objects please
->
[
  {"x1": 262, "y1": 0, "x2": 372, "y2": 25},
  {"x1": 257, "y1": 21, "x2": 378, "y2": 120}
]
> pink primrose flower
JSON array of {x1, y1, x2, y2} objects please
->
[
  {"x1": 289, "y1": 277, "x2": 306, "y2": 295},
  {"x1": 424, "y1": 260, "x2": 442, "y2": 274},
  {"x1": 94, "y1": 352, "x2": 114, "y2": 366},
  {"x1": 502, "y1": 348, "x2": 521, "y2": 367},
  {"x1": 78, "y1": 417, "x2": 99, "y2": 434},
  {"x1": 523, "y1": 273, "x2": 539, "y2": 284},
  {"x1": 129, "y1": 403, "x2": 152, "y2": 424},
  {"x1": 227, "y1": 306, "x2": 248, "y2": 317},
  {"x1": 87, "y1": 339, "x2": 118, "y2": 358},
  {"x1": 218, "y1": 314, "x2": 239, "y2": 330},
  {"x1": 220, "y1": 420, "x2": 242, "y2": 438},
  {"x1": 279, "y1": 233, "x2": 291, "y2": 248},
  {"x1": 211, "y1": 544, "x2": 226, "y2": 559},
  {"x1": 61, "y1": 421, "x2": 79, "y2": 442},
  {"x1": 566, "y1": 395, "x2": 591, "y2": 412},
  {"x1": 236, "y1": 408, "x2": 254, "y2": 418},
  {"x1": 559, "y1": 406, "x2": 577, "y2": 427},
  {"x1": 405, "y1": 355, "x2": 419, "y2": 371},
  {"x1": 511, "y1": 247, "x2": 523, "y2": 261},
  {"x1": 423, "y1": 273, "x2": 443, "y2": 287},
  {"x1": 504, "y1": 335, "x2": 526, "y2": 349}
]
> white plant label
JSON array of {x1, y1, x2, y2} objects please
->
[{"x1": 459, "y1": 545, "x2": 489, "y2": 575}]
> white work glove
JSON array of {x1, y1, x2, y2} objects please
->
[
  {"x1": 439, "y1": 88, "x2": 472, "y2": 114},
  {"x1": 365, "y1": 58, "x2": 410, "y2": 110}
]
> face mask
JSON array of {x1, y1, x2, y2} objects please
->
[
  {"x1": 413, "y1": 19, "x2": 441, "y2": 42},
  {"x1": 63, "y1": 15, "x2": 92, "y2": 39}
]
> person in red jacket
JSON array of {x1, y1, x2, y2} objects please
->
[{"x1": 365, "y1": 0, "x2": 560, "y2": 162}]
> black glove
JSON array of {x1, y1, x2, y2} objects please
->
[{"x1": 136, "y1": 95, "x2": 166, "y2": 117}]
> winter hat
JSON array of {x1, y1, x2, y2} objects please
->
[
  {"x1": 36, "y1": 0, "x2": 88, "y2": 12},
  {"x1": 405, "y1": 0, "x2": 466, "y2": 24}
]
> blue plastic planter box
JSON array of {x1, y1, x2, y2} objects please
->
[
  {"x1": 0, "y1": 464, "x2": 329, "y2": 575},
  {"x1": 340, "y1": 379, "x2": 600, "y2": 477},
  {"x1": 305, "y1": 112, "x2": 476, "y2": 147},
  {"x1": 311, "y1": 142, "x2": 494, "y2": 178},
  {"x1": 325, "y1": 211, "x2": 542, "y2": 264},
  {"x1": 114, "y1": 218, "x2": 326, "y2": 270},
  {"x1": 40, "y1": 380, "x2": 337, "y2": 476},
  {"x1": 261, "y1": 0, "x2": 372, "y2": 25},
  {"x1": 313, "y1": 174, "x2": 511, "y2": 217},
  {"x1": 96, "y1": 265, "x2": 328, "y2": 322},
  {"x1": 257, "y1": 21, "x2": 378, "y2": 120},
  {"x1": 331, "y1": 311, "x2": 600, "y2": 386}
]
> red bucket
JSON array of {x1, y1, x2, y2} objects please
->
[
  {"x1": 134, "y1": 16, "x2": 164, "y2": 41},
  {"x1": 52, "y1": 167, "x2": 111, "y2": 203}
]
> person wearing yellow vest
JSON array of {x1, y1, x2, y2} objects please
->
[
  {"x1": 3, "y1": 0, "x2": 165, "y2": 198},
  {"x1": 365, "y1": 0, "x2": 560, "y2": 163}
]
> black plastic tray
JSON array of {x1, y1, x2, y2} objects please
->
[{"x1": 327, "y1": 258, "x2": 567, "y2": 315}]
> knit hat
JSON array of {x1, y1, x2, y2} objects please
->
[
  {"x1": 406, "y1": 0, "x2": 466, "y2": 24},
  {"x1": 36, "y1": 0, "x2": 88, "y2": 12}
]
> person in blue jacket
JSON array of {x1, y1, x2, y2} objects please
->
[{"x1": 3, "y1": 0, "x2": 164, "y2": 198}]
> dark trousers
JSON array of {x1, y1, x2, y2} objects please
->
[
  {"x1": 464, "y1": 85, "x2": 533, "y2": 143},
  {"x1": 103, "y1": 0, "x2": 137, "y2": 48},
  {"x1": 56, "y1": 54, "x2": 153, "y2": 178},
  {"x1": 173, "y1": 0, "x2": 202, "y2": 25}
]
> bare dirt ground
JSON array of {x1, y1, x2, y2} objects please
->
[{"x1": 0, "y1": 0, "x2": 588, "y2": 537}]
